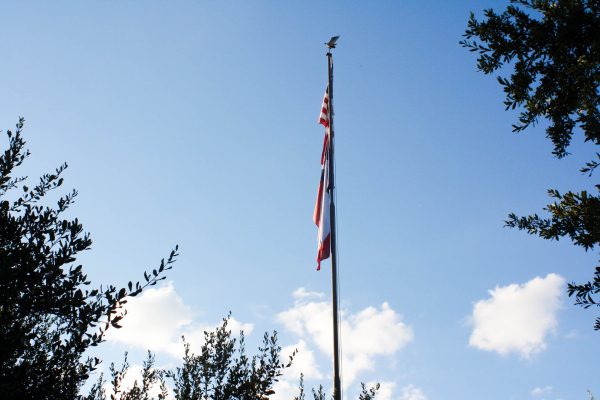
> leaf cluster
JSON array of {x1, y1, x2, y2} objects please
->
[
  {"x1": 84, "y1": 352, "x2": 169, "y2": 400},
  {"x1": 506, "y1": 186, "x2": 600, "y2": 328},
  {"x1": 0, "y1": 119, "x2": 177, "y2": 399},
  {"x1": 294, "y1": 375, "x2": 379, "y2": 400},
  {"x1": 93, "y1": 318, "x2": 380, "y2": 400},
  {"x1": 168, "y1": 315, "x2": 294, "y2": 400},
  {"x1": 89, "y1": 316, "x2": 294, "y2": 400},
  {"x1": 506, "y1": 187, "x2": 600, "y2": 249},
  {"x1": 461, "y1": 0, "x2": 600, "y2": 158}
]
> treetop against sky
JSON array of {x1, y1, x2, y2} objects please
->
[{"x1": 1, "y1": 1, "x2": 598, "y2": 399}]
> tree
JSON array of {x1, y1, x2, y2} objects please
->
[
  {"x1": 0, "y1": 118, "x2": 177, "y2": 399},
  {"x1": 168, "y1": 316, "x2": 293, "y2": 400},
  {"x1": 91, "y1": 317, "x2": 380, "y2": 400},
  {"x1": 461, "y1": 0, "x2": 600, "y2": 328},
  {"x1": 294, "y1": 375, "x2": 379, "y2": 400},
  {"x1": 84, "y1": 352, "x2": 169, "y2": 400},
  {"x1": 87, "y1": 316, "x2": 294, "y2": 400}
]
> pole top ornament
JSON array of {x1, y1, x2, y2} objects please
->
[{"x1": 326, "y1": 36, "x2": 340, "y2": 49}]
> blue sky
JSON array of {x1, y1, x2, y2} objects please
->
[{"x1": 1, "y1": 1, "x2": 598, "y2": 399}]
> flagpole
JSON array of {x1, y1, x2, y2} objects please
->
[{"x1": 326, "y1": 43, "x2": 342, "y2": 400}]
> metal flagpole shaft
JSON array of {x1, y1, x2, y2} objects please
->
[{"x1": 327, "y1": 48, "x2": 342, "y2": 400}]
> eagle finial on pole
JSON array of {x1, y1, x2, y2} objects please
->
[{"x1": 326, "y1": 35, "x2": 340, "y2": 49}]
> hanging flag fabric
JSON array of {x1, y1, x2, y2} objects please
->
[
  {"x1": 314, "y1": 87, "x2": 331, "y2": 270},
  {"x1": 319, "y1": 88, "x2": 330, "y2": 128}
]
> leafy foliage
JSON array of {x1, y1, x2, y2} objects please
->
[
  {"x1": 168, "y1": 316, "x2": 294, "y2": 400},
  {"x1": 506, "y1": 188, "x2": 600, "y2": 250},
  {"x1": 462, "y1": 0, "x2": 600, "y2": 329},
  {"x1": 461, "y1": 0, "x2": 600, "y2": 158},
  {"x1": 294, "y1": 374, "x2": 379, "y2": 400},
  {"x1": 92, "y1": 318, "x2": 379, "y2": 400},
  {"x1": 0, "y1": 118, "x2": 177, "y2": 399},
  {"x1": 83, "y1": 351, "x2": 170, "y2": 400},
  {"x1": 506, "y1": 187, "x2": 600, "y2": 328},
  {"x1": 568, "y1": 266, "x2": 600, "y2": 330},
  {"x1": 95, "y1": 352, "x2": 169, "y2": 400},
  {"x1": 89, "y1": 316, "x2": 294, "y2": 400}
]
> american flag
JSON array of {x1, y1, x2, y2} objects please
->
[
  {"x1": 319, "y1": 88, "x2": 330, "y2": 128},
  {"x1": 313, "y1": 87, "x2": 331, "y2": 270}
]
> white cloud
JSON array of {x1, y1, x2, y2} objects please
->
[
  {"x1": 293, "y1": 287, "x2": 325, "y2": 301},
  {"x1": 105, "y1": 282, "x2": 192, "y2": 357},
  {"x1": 283, "y1": 340, "x2": 323, "y2": 381},
  {"x1": 400, "y1": 384, "x2": 428, "y2": 400},
  {"x1": 271, "y1": 339, "x2": 323, "y2": 400},
  {"x1": 102, "y1": 363, "x2": 141, "y2": 396},
  {"x1": 469, "y1": 273, "x2": 565, "y2": 358},
  {"x1": 271, "y1": 378, "x2": 301, "y2": 400},
  {"x1": 106, "y1": 282, "x2": 253, "y2": 358},
  {"x1": 371, "y1": 381, "x2": 396, "y2": 400},
  {"x1": 101, "y1": 363, "x2": 171, "y2": 399},
  {"x1": 278, "y1": 290, "x2": 413, "y2": 387},
  {"x1": 106, "y1": 284, "x2": 415, "y2": 400},
  {"x1": 564, "y1": 329, "x2": 579, "y2": 339},
  {"x1": 369, "y1": 382, "x2": 428, "y2": 400},
  {"x1": 531, "y1": 385, "x2": 553, "y2": 397},
  {"x1": 180, "y1": 317, "x2": 254, "y2": 358}
]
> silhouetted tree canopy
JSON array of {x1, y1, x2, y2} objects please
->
[
  {"x1": 294, "y1": 375, "x2": 379, "y2": 400},
  {"x1": 461, "y1": 0, "x2": 599, "y2": 157},
  {"x1": 461, "y1": 0, "x2": 600, "y2": 329},
  {"x1": 86, "y1": 316, "x2": 379, "y2": 400},
  {"x1": 87, "y1": 316, "x2": 294, "y2": 400},
  {"x1": 0, "y1": 118, "x2": 176, "y2": 399}
]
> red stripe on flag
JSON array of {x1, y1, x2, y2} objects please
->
[
  {"x1": 320, "y1": 134, "x2": 328, "y2": 166},
  {"x1": 316, "y1": 234, "x2": 331, "y2": 271},
  {"x1": 319, "y1": 88, "x2": 330, "y2": 128},
  {"x1": 313, "y1": 169, "x2": 324, "y2": 226}
]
